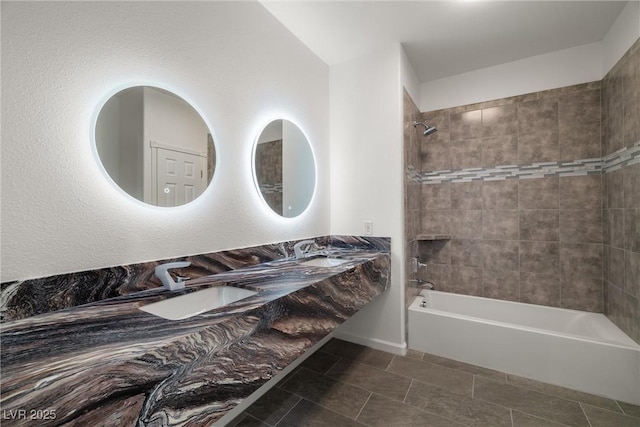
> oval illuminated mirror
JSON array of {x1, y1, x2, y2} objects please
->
[
  {"x1": 95, "y1": 86, "x2": 216, "y2": 207},
  {"x1": 253, "y1": 119, "x2": 316, "y2": 217}
]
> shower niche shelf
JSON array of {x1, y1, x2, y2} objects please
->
[{"x1": 416, "y1": 234, "x2": 452, "y2": 241}]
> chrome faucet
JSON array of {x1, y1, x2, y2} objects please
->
[
  {"x1": 293, "y1": 239, "x2": 316, "y2": 259},
  {"x1": 410, "y1": 279, "x2": 435, "y2": 290},
  {"x1": 155, "y1": 261, "x2": 191, "y2": 291}
]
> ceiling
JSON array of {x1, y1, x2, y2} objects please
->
[{"x1": 260, "y1": 1, "x2": 629, "y2": 83}]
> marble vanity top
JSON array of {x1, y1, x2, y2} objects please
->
[{"x1": 0, "y1": 240, "x2": 390, "y2": 426}]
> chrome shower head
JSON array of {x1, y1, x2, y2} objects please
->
[{"x1": 412, "y1": 121, "x2": 438, "y2": 136}]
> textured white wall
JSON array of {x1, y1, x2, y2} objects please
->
[
  {"x1": 330, "y1": 44, "x2": 407, "y2": 354},
  {"x1": 1, "y1": 1, "x2": 330, "y2": 281}
]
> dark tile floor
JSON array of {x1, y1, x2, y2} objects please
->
[{"x1": 229, "y1": 339, "x2": 640, "y2": 427}]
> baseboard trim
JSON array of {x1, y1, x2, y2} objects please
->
[{"x1": 333, "y1": 331, "x2": 407, "y2": 356}]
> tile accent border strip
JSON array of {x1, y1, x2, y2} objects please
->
[
  {"x1": 408, "y1": 141, "x2": 640, "y2": 184},
  {"x1": 259, "y1": 183, "x2": 283, "y2": 194}
]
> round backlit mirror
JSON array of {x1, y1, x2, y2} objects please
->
[
  {"x1": 253, "y1": 119, "x2": 316, "y2": 217},
  {"x1": 95, "y1": 86, "x2": 216, "y2": 207}
]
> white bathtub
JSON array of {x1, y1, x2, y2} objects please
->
[{"x1": 408, "y1": 290, "x2": 640, "y2": 405}]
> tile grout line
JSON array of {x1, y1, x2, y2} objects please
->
[
  {"x1": 402, "y1": 379, "x2": 414, "y2": 404},
  {"x1": 500, "y1": 375, "x2": 624, "y2": 412},
  {"x1": 271, "y1": 395, "x2": 302, "y2": 427},
  {"x1": 323, "y1": 355, "x2": 344, "y2": 375},
  {"x1": 579, "y1": 402, "x2": 594, "y2": 427},
  {"x1": 471, "y1": 374, "x2": 475, "y2": 399},
  {"x1": 386, "y1": 354, "x2": 397, "y2": 372},
  {"x1": 478, "y1": 373, "x2": 628, "y2": 424},
  {"x1": 354, "y1": 392, "x2": 373, "y2": 423}
]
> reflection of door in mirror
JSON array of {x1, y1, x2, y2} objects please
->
[
  {"x1": 154, "y1": 146, "x2": 206, "y2": 207},
  {"x1": 95, "y1": 86, "x2": 215, "y2": 207}
]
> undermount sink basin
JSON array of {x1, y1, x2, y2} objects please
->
[
  {"x1": 139, "y1": 286, "x2": 257, "y2": 320},
  {"x1": 298, "y1": 257, "x2": 350, "y2": 267}
]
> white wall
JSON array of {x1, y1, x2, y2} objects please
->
[
  {"x1": 419, "y1": 1, "x2": 640, "y2": 113},
  {"x1": 330, "y1": 43, "x2": 407, "y2": 354},
  {"x1": 401, "y1": 48, "x2": 421, "y2": 106},
  {"x1": 1, "y1": 1, "x2": 330, "y2": 281},
  {"x1": 419, "y1": 42, "x2": 604, "y2": 112},
  {"x1": 143, "y1": 87, "x2": 209, "y2": 155},
  {"x1": 602, "y1": 1, "x2": 640, "y2": 74}
]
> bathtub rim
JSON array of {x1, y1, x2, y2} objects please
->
[{"x1": 409, "y1": 291, "x2": 640, "y2": 351}]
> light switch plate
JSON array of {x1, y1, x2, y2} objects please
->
[{"x1": 364, "y1": 221, "x2": 373, "y2": 235}]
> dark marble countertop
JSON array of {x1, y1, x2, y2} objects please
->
[{"x1": 0, "y1": 247, "x2": 390, "y2": 426}]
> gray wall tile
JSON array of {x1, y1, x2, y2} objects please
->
[
  {"x1": 518, "y1": 130, "x2": 559, "y2": 164},
  {"x1": 421, "y1": 140, "x2": 451, "y2": 172},
  {"x1": 423, "y1": 263, "x2": 451, "y2": 291},
  {"x1": 623, "y1": 162, "x2": 640, "y2": 208},
  {"x1": 561, "y1": 276, "x2": 603, "y2": 312},
  {"x1": 520, "y1": 241, "x2": 559, "y2": 274},
  {"x1": 559, "y1": 175, "x2": 602, "y2": 209},
  {"x1": 623, "y1": 100, "x2": 640, "y2": 147},
  {"x1": 422, "y1": 183, "x2": 451, "y2": 210},
  {"x1": 451, "y1": 266, "x2": 483, "y2": 296},
  {"x1": 559, "y1": 88, "x2": 601, "y2": 126},
  {"x1": 483, "y1": 269, "x2": 520, "y2": 301},
  {"x1": 604, "y1": 209, "x2": 625, "y2": 249},
  {"x1": 422, "y1": 210, "x2": 451, "y2": 235},
  {"x1": 483, "y1": 180, "x2": 518, "y2": 210},
  {"x1": 482, "y1": 135, "x2": 518, "y2": 167},
  {"x1": 483, "y1": 240, "x2": 519, "y2": 271},
  {"x1": 559, "y1": 209, "x2": 603, "y2": 243},
  {"x1": 452, "y1": 210, "x2": 483, "y2": 239},
  {"x1": 560, "y1": 242, "x2": 603, "y2": 278},
  {"x1": 519, "y1": 98, "x2": 558, "y2": 135},
  {"x1": 482, "y1": 105, "x2": 518, "y2": 137},
  {"x1": 520, "y1": 210, "x2": 559, "y2": 241},
  {"x1": 451, "y1": 239, "x2": 484, "y2": 267},
  {"x1": 451, "y1": 182, "x2": 483, "y2": 210},
  {"x1": 559, "y1": 122, "x2": 601, "y2": 161},
  {"x1": 519, "y1": 177, "x2": 559, "y2": 209},
  {"x1": 483, "y1": 210, "x2": 519, "y2": 240},
  {"x1": 606, "y1": 246, "x2": 625, "y2": 287},
  {"x1": 624, "y1": 208, "x2": 640, "y2": 252},
  {"x1": 604, "y1": 112, "x2": 624, "y2": 155},
  {"x1": 451, "y1": 109, "x2": 482, "y2": 140},
  {"x1": 520, "y1": 272, "x2": 560, "y2": 307},
  {"x1": 605, "y1": 169, "x2": 624, "y2": 208},
  {"x1": 451, "y1": 139, "x2": 483, "y2": 169},
  {"x1": 625, "y1": 251, "x2": 640, "y2": 298}
]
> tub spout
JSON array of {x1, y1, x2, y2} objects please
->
[{"x1": 410, "y1": 279, "x2": 435, "y2": 291}]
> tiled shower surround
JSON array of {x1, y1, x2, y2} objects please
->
[
  {"x1": 405, "y1": 38, "x2": 639, "y2": 343},
  {"x1": 603, "y1": 39, "x2": 640, "y2": 344}
]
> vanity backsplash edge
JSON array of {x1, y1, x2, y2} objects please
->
[{"x1": 0, "y1": 235, "x2": 390, "y2": 322}]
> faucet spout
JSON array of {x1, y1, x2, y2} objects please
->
[
  {"x1": 293, "y1": 239, "x2": 316, "y2": 259},
  {"x1": 155, "y1": 261, "x2": 191, "y2": 291}
]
